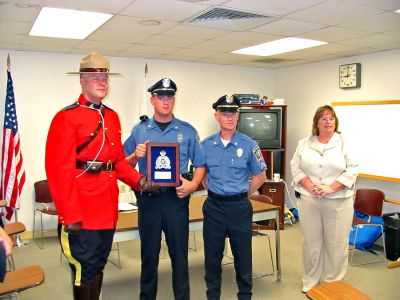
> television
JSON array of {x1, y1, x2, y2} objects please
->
[{"x1": 237, "y1": 108, "x2": 282, "y2": 149}]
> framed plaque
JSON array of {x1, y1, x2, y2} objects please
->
[{"x1": 147, "y1": 142, "x2": 180, "y2": 186}]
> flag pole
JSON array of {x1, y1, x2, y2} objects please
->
[
  {"x1": 139, "y1": 63, "x2": 149, "y2": 121},
  {"x1": 7, "y1": 53, "x2": 10, "y2": 71}
]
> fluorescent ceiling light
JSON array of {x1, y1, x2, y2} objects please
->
[
  {"x1": 232, "y1": 37, "x2": 327, "y2": 56},
  {"x1": 395, "y1": 9, "x2": 400, "y2": 13},
  {"x1": 30, "y1": 7, "x2": 112, "y2": 39}
]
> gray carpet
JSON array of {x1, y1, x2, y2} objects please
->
[{"x1": 9, "y1": 223, "x2": 399, "y2": 299}]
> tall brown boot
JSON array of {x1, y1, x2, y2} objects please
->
[
  {"x1": 73, "y1": 283, "x2": 92, "y2": 300},
  {"x1": 92, "y1": 273, "x2": 103, "y2": 300}
]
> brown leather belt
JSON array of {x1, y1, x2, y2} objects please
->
[{"x1": 76, "y1": 161, "x2": 114, "y2": 173}]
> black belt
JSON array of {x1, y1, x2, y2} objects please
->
[
  {"x1": 76, "y1": 161, "x2": 114, "y2": 173},
  {"x1": 159, "y1": 186, "x2": 176, "y2": 193},
  {"x1": 208, "y1": 190, "x2": 247, "y2": 201}
]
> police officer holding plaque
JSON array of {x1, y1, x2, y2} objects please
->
[
  {"x1": 202, "y1": 95, "x2": 267, "y2": 300},
  {"x1": 124, "y1": 78, "x2": 206, "y2": 300}
]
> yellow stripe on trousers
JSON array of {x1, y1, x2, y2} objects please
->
[{"x1": 60, "y1": 225, "x2": 82, "y2": 286}]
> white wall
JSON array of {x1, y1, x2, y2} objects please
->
[
  {"x1": 275, "y1": 49, "x2": 400, "y2": 213},
  {"x1": 0, "y1": 50, "x2": 274, "y2": 231}
]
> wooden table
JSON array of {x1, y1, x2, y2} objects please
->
[
  {"x1": 306, "y1": 281, "x2": 373, "y2": 300},
  {"x1": 115, "y1": 195, "x2": 281, "y2": 280}
]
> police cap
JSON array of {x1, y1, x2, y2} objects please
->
[
  {"x1": 148, "y1": 78, "x2": 177, "y2": 96},
  {"x1": 212, "y1": 95, "x2": 241, "y2": 112}
]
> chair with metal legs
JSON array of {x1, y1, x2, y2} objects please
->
[
  {"x1": 229, "y1": 194, "x2": 275, "y2": 281},
  {"x1": 349, "y1": 188, "x2": 387, "y2": 266},
  {"x1": 33, "y1": 180, "x2": 58, "y2": 249}
]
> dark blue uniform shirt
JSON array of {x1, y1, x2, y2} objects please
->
[{"x1": 203, "y1": 131, "x2": 267, "y2": 195}]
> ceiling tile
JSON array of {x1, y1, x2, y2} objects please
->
[
  {"x1": 43, "y1": 0, "x2": 134, "y2": 14},
  {"x1": 0, "y1": 0, "x2": 398, "y2": 69},
  {"x1": 0, "y1": 32, "x2": 26, "y2": 44},
  {"x1": 101, "y1": 15, "x2": 178, "y2": 34},
  {"x1": 24, "y1": 36, "x2": 82, "y2": 48},
  {"x1": 78, "y1": 40, "x2": 131, "y2": 52},
  {"x1": 0, "y1": 20, "x2": 31, "y2": 34},
  {"x1": 251, "y1": 18, "x2": 327, "y2": 36},
  {"x1": 298, "y1": 26, "x2": 371, "y2": 42},
  {"x1": 216, "y1": 31, "x2": 282, "y2": 45},
  {"x1": 0, "y1": 1, "x2": 40, "y2": 22},
  {"x1": 287, "y1": 0, "x2": 384, "y2": 25},
  {"x1": 341, "y1": 33, "x2": 400, "y2": 47},
  {"x1": 121, "y1": 0, "x2": 211, "y2": 22},
  {"x1": 124, "y1": 44, "x2": 178, "y2": 55},
  {"x1": 88, "y1": 30, "x2": 152, "y2": 44},
  {"x1": 141, "y1": 34, "x2": 205, "y2": 47},
  {"x1": 224, "y1": 0, "x2": 328, "y2": 16},
  {"x1": 342, "y1": 0, "x2": 400, "y2": 11},
  {"x1": 166, "y1": 48, "x2": 224, "y2": 59},
  {"x1": 338, "y1": 12, "x2": 400, "y2": 33},
  {"x1": 162, "y1": 24, "x2": 231, "y2": 39},
  {"x1": 188, "y1": 40, "x2": 245, "y2": 51}
]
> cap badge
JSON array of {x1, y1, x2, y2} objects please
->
[
  {"x1": 177, "y1": 133, "x2": 183, "y2": 143},
  {"x1": 162, "y1": 78, "x2": 170, "y2": 88},
  {"x1": 226, "y1": 95, "x2": 234, "y2": 103},
  {"x1": 237, "y1": 148, "x2": 243, "y2": 158},
  {"x1": 155, "y1": 150, "x2": 171, "y2": 170}
]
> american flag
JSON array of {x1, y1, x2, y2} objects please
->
[{"x1": 1, "y1": 67, "x2": 26, "y2": 220}]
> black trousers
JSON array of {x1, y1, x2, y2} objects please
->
[
  {"x1": 203, "y1": 197, "x2": 253, "y2": 300},
  {"x1": 58, "y1": 225, "x2": 114, "y2": 285},
  {"x1": 136, "y1": 191, "x2": 190, "y2": 300}
]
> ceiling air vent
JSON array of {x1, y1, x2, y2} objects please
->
[
  {"x1": 191, "y1": 7, "x2": 268, "y2": 22},
  {"x1": 186, "y1": 7, "x2": 274, "y2": 31}
]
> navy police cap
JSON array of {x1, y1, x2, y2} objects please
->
[
  {"x1": 212, "y1": 94, "x2": 241, "y2": 112},
  {"x1": 148, "y1": 78, "x2": 177, "y2": 96}
]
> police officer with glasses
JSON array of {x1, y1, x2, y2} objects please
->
[{"x1": 202, "y1": 95, "x2": 267, "y2": 300}]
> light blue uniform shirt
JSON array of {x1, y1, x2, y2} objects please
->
[
  {"x1": 123, "y1": 116, "x2": 206, "y2": 175},
  {"x1": 203, "y1": 131, "x2": 267, "y2": 195}
]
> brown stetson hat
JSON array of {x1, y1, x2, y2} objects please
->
[{"x1": 66, "y1": 52, "x2": 121, "y2": 75}]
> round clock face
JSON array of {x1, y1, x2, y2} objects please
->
[{"x1": 339, "y1": 63, "x2": 361, "y2": 88}]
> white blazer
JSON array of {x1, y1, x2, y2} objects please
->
[{"x1": 290, "y1": 132, "x2": 359, "y2": 199}]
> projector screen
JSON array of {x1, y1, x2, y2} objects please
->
[{"x1": 332, "y1": 100, "x2": 400, "y2": 182}]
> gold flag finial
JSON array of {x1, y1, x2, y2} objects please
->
[{"x1": 7, "y1": 53, "x2": 11, "y2": 71}]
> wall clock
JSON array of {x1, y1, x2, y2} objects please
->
[{"x1": 339, "y1": 63, "x2": 361, "y2": 89}]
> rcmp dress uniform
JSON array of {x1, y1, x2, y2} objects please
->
[
  {"x1": 202, "y1": 95, "x2": 267, "y2": 300},
  {"x1": 123, "y1": 78, "x2": 206, "y2": 300},
  {"x1": 45, "y1": 53, "x2": 148, "y2": 300}
]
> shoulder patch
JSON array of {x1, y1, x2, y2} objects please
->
[
  {"x1": 252, "y1": 145, "x2": 263, "y2": 163},
  {"x1": 63, "y1": 102, "x2": 79, "y2": 111}
]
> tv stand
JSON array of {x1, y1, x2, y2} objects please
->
[{"x1": 242, "y1": 104, "x2": 287, "y2": 229}]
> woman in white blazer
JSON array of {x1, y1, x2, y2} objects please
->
[{"x1": 290, "y1": 105, "x2": 358, "y2": 293}]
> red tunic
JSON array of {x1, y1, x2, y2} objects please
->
[{"x1": 45, "y1": 95, "x2": 143, "y2": 230}]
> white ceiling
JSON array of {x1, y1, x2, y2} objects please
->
[{"x1": 1, "y1": 0, "x2": 400, "y2": 69}]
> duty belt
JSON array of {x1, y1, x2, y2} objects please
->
[
  {"x1": 159, "y1": 186, "x2": 177, "y2": 193},
  {"x1": 208, "y1": 190, "x2": 247, "y2": 201},
  {"x1": 76, "y1": 161, "x2": 114, "y2": 173}
]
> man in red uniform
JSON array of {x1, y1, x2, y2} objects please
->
[{"x1": 45, "y1": 52, "x2": 157, "y2": 300}]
